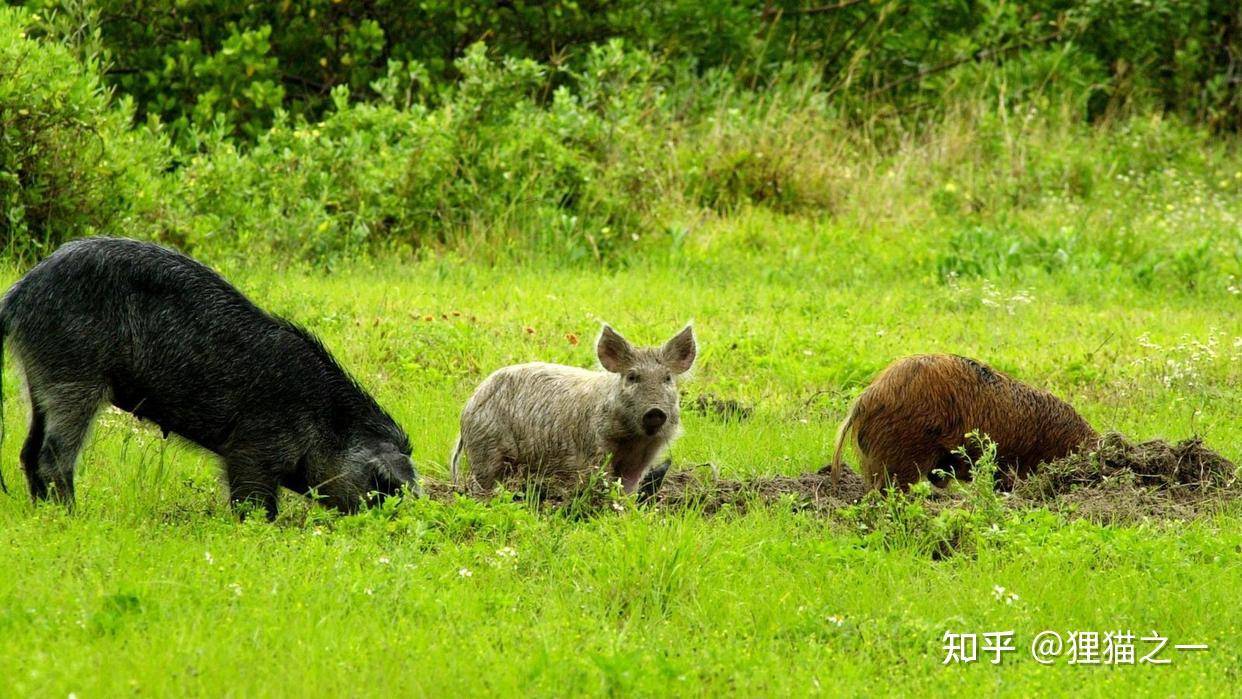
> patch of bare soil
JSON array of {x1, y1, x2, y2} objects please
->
[
  {"x1": 689, "y1": 393, "x2": 754, "y2": 422},
  {"x1": 639, "y1": 465, "x2": 870, "y2": 514},
  {"x1": 422, "y1": 479, "x2": 471, "y2": 502},
  {"x1": 422, "y1": 434, "x2": 1239, "y2": 522}
]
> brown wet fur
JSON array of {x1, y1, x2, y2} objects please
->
[{"x1": 833, "y1": 354, "x2": 1099, "y2": 490}]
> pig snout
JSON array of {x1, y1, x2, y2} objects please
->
[
  {"x1": 369, "y1": 455, "x2": 418, "y2": 498},
  {"x1": 642, "y1": 408, "x2": 667, "y2": 435}
]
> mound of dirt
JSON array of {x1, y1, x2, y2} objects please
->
[
  {"x1": 644, "y1": 465, "x2": 870, "y2": 514},
  {"x1": 1016, "y1": 432, "x2": 1238, "y2": 498}
]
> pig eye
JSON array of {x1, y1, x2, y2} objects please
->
[
  {"x1": 626, "y1": 370, "x2": 640, "y2": 383},
  {"x1": 663, "y1": 373, "x2": 672, "y2": 383}
]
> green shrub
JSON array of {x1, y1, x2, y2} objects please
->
[
  {"x1": 164, "y1": 42, "x2": 674, "y2": 264},
  {"x1": 23, "y1": 0, "x2": 1242, "y2": 146},
  {"x1": 0, "y1": 8, "x2": 164, "y2": 259},
  {"x1": 3, "y1": 4, "x2": 1241, "y2": 285},
  {"x1": 936, "y1": 226, "x2": 1081, "y2": 279}
]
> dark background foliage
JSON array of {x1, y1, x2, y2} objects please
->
[
  {"x1": 1, "y1": 2, "x2": 1239, "y2": 271},
  {"x1": 17, "y1": 0, "x2": 1242, "y2": 143}
]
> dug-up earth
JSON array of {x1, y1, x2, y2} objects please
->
[{"x1": 426, "y1": 433, "x2": 1239, "y2": 523}]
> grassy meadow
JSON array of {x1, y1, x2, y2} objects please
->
[{"x1": 1, "y1": 198, "x2": 1239, "y2": 695}]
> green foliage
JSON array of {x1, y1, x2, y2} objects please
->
[
  {"x1": 936, "y1": 226, "x2": 1080, "y2": 279},
  {"x1": 21, "y1": 0, "x2": 1242, "y2": 145},
  {"x1": 841, "y1": 433, "x2": 1006, "y2": 561},
  {"x1": 4, "y1": 5, "x2": 1242, "y2": 275},
  {"x1": 1, "y1": 7, "x2": 1240, "y2": 694},
  {"x1": 26, "y1": 0, "x2": 755, "y2": 142},
  {"x1": 160, "y1": 41, "x2": 674, "y2": 264},
  {"x1": 0, "y1": 8, "x2": 163, "y2": 258}
]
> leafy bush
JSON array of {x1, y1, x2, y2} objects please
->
[
  {"x1": 162, "y1": 42, "x2": 677, "y2": 264},
  {"x1": 2, "y1": 5, "x2": 1240, "y2": 288},
  {"x1": 23, "y1": 0, "x2": 1242, "y2": 145},
  {"x1": 0, "y1": 8, "x2": 164, "y2": 258},
  {"x1": 936, "y1": 226, "x2": 1081, "y2": 279}
]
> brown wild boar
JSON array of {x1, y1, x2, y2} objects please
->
[
  {"x1": 831, "y1": 354, "x2": 1098, "y2": 490},
  {"x1": 452, "y1": 323, "x2": 696, "y2": 493}
]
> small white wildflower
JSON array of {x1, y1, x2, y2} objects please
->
[
  {"x1": 364, "y1": 588, "x2": 374, "y2": 596},
  {"x1": 992, "y1": 584, "x2": 1019, "y2": 604},
  {"x1": 495, "y1": 546, "x2": 518, "y2": 559},
  {"x1": 458, "y1": 567, "x2": 473, "y2": 578},
  {"x1": 229, "y1": 583, "x2": 243, "y2": 597},
  {"x1": 826, "y1": 615, "x2": 844, "y2": 627},
  {"x1": 204, "y1": 551, "x2": 214, "y2": 565},
  {"x1": 611, "y1": 501, "x2": 625, "y2": 513},
  {"x1": 377, "y1": 556, "x2": 391, "y2": 565}
]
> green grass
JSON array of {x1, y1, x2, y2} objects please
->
[{"x1": 1, "y1": 206, "x2": 1240, "y2": 696}]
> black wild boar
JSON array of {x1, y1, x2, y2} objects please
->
[{"x1": 0, "y1": 238, "x2": 416, "y2": 518}]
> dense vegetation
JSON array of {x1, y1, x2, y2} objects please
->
[
  {"x1": 2, "y1": 3, "x2": 1241, "y2": 271},
  {"x1": 19, "y1": 0, "x2": 1242, "y2": 136}
]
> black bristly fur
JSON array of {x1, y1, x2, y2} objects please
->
[{"x1": 0, "y1": 237, "x2": 416, "y2": 518}]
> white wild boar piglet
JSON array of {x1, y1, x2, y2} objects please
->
[{"x1": 452, "y1": 323, "x2": 697, "y2": 493}]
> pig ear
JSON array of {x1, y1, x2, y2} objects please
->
[
  {"x1": 597, "y1": 324, "x2": 635, "y2": 373},
  {"x1": 661, "y1": 324, "x2": 697, "y2": 374}
]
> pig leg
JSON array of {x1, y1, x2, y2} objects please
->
[
  {"x1": 463, "y1": 441, "x2": 512, "y2": 491},
  {"x1": 930, "y1": 448, "x2": 970, "y2": 488},
  {"x1": 863, "y1": 443, "x2": 942, "y2": 491},
  {"x1": 225, "y1": 460, "x2": 280, "y2": 521},
  {"x1": 19, "y1": 400, "x2": 47, "y2": 500},
  {"x1": 471, "y1": 452, "x2": 505, "y2": 491},
  {"x1": 32, "y1": 382, "x2": 104, "y2": 505},
  {"x1": 861, "y1": 453, "x2": 921, "y2": 491},
  {"x1": 860, "y1": 454, "x2": 887, "y2": 490},
  {"x1": 279, "y1": 470, "x2": 311, "y2": 496}
]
